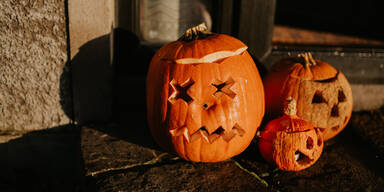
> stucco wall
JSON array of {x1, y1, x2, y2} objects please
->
[{"x1": 0, "y1": 0, "x2": 72, "y2": 131}]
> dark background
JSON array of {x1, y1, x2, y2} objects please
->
[{"x1": 274, "y1": 0, "x2": 384, "y2": 41}]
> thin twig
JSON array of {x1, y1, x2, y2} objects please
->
[
  {"x1": 233, "y1": 160, "x2": 269, "y2": 187},
  {"x1": 87, "y1": 153, "x2": 170, "y2": 177}
]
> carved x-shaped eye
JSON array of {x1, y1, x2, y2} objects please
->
[
  {"x1": 168, "y1": 78, "x2": 194, "y2": 104},
  {"x1": 211, "y1": 77, "x2": 236, "y2": 99}
]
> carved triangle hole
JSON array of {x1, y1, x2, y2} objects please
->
[
  {"x1": 312, "y1": 91, "x2": 326, "y2": 104},
  {"x1": 338, "y1": 90, "x2": 346, "y2": 102}
]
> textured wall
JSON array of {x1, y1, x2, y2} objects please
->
[{"x1": 0, "y1": 0, "x2": 72, "y2": 131}]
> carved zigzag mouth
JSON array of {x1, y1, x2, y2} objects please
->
[
  {"x1": 169, "y1": 124, "x2": 245, "y2": 144},
  {"x1": 294, "y1": 150, "x2": 314, "y2": 165}
]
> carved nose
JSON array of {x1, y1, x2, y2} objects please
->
[{"x1": 202, "y1": 103, "x2": 215, "y2": 110}]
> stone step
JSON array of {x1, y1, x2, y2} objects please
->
[{"x1": 81, "y1": 109, "x2": 384, "y2": 191}]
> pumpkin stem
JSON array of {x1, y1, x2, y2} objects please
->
[
  {"x1": 284, "y1": 97, "x2": 297, "y2": 116},
  {"x1": 297, "y1": 52, "x2": 316, "y2": 67},
  {"x1": 178, "y1": 23, "x2": 212, "y2": 42}
]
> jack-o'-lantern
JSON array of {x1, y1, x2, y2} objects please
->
[
  {"x1": 259, "y1": 97, "x2": 323, "y2": 171},
  {"x1": 264, "y1": 53, "x2": 353, "y2": 140},
  {"x1": 146, "y1": 24, "x2": 265, "y2": 162}
]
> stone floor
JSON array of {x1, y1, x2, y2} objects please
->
[
  {"x1": 1, "y1": 108, "x2": 383, "y2": 192},
  {"x1": 81, "y1": 108, "x2": 384, "y2": 192},
  {"x1": 0, "y1": 125, "x2": 82, "y2": 192}
]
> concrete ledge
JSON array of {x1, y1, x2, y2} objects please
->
[
  {"x1": 352, "y1": 84, "x2": 384, "y2": 111},
  {"x1": 0, "y1": 134, "x2": 22, "y2": 144}
]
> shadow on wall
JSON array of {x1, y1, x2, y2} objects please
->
[
  {"x1": 109, "y1": 28, "x2": 157, "y2": 149},
  {"x1": 59, "y1": 28, "x2": 156, "y2": 149},
  {"x1": 63, "y1": 34, "x2": 113, "y2": 124},
  {"x1": 0, "y1": 125, "x2": 84, "y2": 192},
  {"x1": 111, "y1": 28, "x2": 155, "y2": 121},
  {"x1": 60, "y1": 28, "x2": 154, "y2": 124}
]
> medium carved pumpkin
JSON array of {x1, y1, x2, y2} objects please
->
[
  {"x1": 264, "y1": 53, "x2": 353, "y2": 140},
  {"x1": 259, "y1": 97, "x2": 323, "y2": 171},
  {"x1": 146, "y1": 24, "x2": 265, "y2": 162}
]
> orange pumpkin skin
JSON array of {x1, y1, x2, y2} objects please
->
[
  {"x1": 146, "y1": 25, "x2": 265, "y2": 162},
  {"x1": 264, "y1": 53, "x2": 353, "y2": 140},
  {"x1": 259, "y1": 98, "x2": 323, "y2": 171}
]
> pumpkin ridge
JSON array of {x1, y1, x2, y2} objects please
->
[{"x1": 173, "y1": 43, "x2": 184, "y2": 61}]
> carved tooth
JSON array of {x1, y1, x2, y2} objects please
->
[
  {"x1": 295, "y1": 152, "x2": 300, "y2": 161},
  {"x1": 169, "y1": 129, "x2": 177, "y2": 136},
  {"x1": 232, "y1": 123, "x2": 245, "y2": 136},
  {"x1": 183, "y1": 128, "x2": 190, "y2": 143},
  {"x1": 222, "y1": 131, "x2": 236, "y2": 142},
  {"x1": 208, "y1": 134, "x2": 221, "y2": 143},
  {"x1": 209, "y1": 127, "x2": 225, "y2": 143},
  {"x1": 170, "y1": 126, "x2": 190, "y2": 142},
  {"x1": 190, "y1": 130, "x2": 201, "y2": 142},
  {"x1": 200, "y1": 129, "x2": 210, "y2": 143},
  {"x1": 169, "y1": 126, "x2": 185, "y2": 136}
]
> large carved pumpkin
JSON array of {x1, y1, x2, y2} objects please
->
[
  {"x1": 264, "y1": 53, "x2": 353, "y2": 140},
  {"x1": 146, "y1": 24, "x2": 265, "y2": 162},
  {"x1": 259, "y1": 97, "x2": 323, "y2": 171}
]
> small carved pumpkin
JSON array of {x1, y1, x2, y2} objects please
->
[
  {"x1": 146, "y1": 24, "x2": 265, "y2": 162},
  {"x1": 259, "y1": 97, "x2": 323, "y2": 171},
  {"x1": 264, "y1": 53, "x2": 353, "y2": 140}
]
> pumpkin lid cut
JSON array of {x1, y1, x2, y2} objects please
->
[
  {"x1": 158, "y1": 23, "x2": 248, "y2": 64},
  {"x1": 271, "y1": 53, "x2": 338, "y2": 81},
  {"x1": 260, "y1": 97, "x2": 314, "y2": 142}
]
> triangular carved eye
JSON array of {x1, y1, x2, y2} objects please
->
[
  {"x1": 212, "y1": 77, "x2": 236, "y2": 99},
  {"x1": 331, "y1": 104, "x2": 339, "y2": 117},
  {"x1": 168, "y1": 78, "x2": 194, "y2": 104},
  {"x1": 312, "y1": 91, "x2": 326, "y2": 104},
  {"x1": 338, "y1": 90, "x2": 346, "y2": 102},
  {"x1": 306, "y1": 136, "x2": 314, "y2": 149}
]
